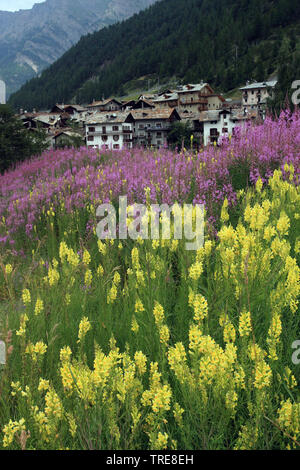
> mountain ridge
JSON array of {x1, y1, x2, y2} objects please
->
[
  {"x1": 0, "y1": 0, "x2": 158, "y2": 96},
  {"x1": 8, "y1": 0, "x2": 300, "y2": 110}
]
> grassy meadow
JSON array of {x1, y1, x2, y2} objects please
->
[{"x1": 0, "y1": 111, "x2": 299, "y2": 450}]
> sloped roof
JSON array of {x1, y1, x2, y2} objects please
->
[
  {"x1": 85, "y1": 112, "x2": 132, "y2": 124},
  {"x1": 130, "y1": 108, "x2": 180, "y2": 120},
  {"x1": 87, "y1": 98, "x2": 122, "y2": 108},
  {"x1": 198, "y1": 108, "x2": 258, "y2": 122},
  {"x1": 240, "y1": 80, "x2": 277, "y2": 91},
  {"x1": 153, "y1": 92, "x2": 178, "y2": 103},
  {"x1": 176, "y1": 83, "x2": 214, "y2": 94}
]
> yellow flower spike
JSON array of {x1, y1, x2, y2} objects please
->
[
  {"x1": 192, "y1": 294, "x2": 208, "y2": 323},
  {"x1": 38, "y1": 379, "x2": 50, "y2": 393},
  {"x1": 45, "y1": 388, "x2": 64, "y2": 420},
  {"x1": 78, "y1": 317, "x2": 91, "y2": 343},
  {"x1": 66, "y1": 413, "x2": 77, "y2": 438},
  {"x1": 34, "y1": 297, "x2": 44, "y2": 316},
  {"x1": 16, "y1": 313, "x2": 29, "y2": 337},
  {"x1": 2, "y1": 418, "x2": 27, "y2": 448},
  {"x1": 256, "y1": 178, "x2": 263, "y2": 192},
  {"x1": 22, "y1": 289, "x2": 31, "y2": 305},
  {"x1": 5, "y1": 264, "x2": 13, "y2": 275},
  {"x1": 254, "y1": 360, "x2": 272, "y2": 389},
  {"x1": 135, "y1": 298, "x2": 145, "y2": 313},
  {"x1": 60, "y1": 346, "x2": 72, "y2": 363},
  {"x1": 154, "y1": 432, "x2": 169, "y2": 450},
  {"x1": 276, "y1": 212, "x2": 290, "y2": 237},
  {"x1": 96, "y1": 264, "x2": 104, "y2": 277},
  {"x1": 159, "y1": 324, "x2": 170, "y2": 346},
  {"x1": 153, "y1": 302, "x2": 165, "y2": 326},
  {"x1": 189, "y1": 261, "x2": 203, "y2": 281},
  {"x1": 221, "y1": 198, "x2": 230, "y2": 223},
  {"x1": 97, "y1": 240, "x2": 107, "y2": 255},
  {"x1": 134, "y1": 351, "x2": 147, "y2": 375},
  {"x1": 131, "y1": 316, "x2": 139, "y2": 333},
  {"x1": 173, "y1": 403, "x2": 184, "y2": 426},
  {"x1": 84, "y1": 269, "x2": 93, "y2": 287},
  {"x1": 48, "y1": 266, "x2": 60, "y2": 286},
  {"x1": 82, "y1": 249, "x2": 91, "y2": 265},
  {"x1": 239, "y1": 311, "x2": 252, "y2": 337}
]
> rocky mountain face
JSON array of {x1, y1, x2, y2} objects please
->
[{"x1": 0, "y1": 0, "x2": 157, "y2": 96}]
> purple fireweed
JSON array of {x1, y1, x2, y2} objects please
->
[{"x1": 0, "y1": 110, "x2": 299, "y2": 246}]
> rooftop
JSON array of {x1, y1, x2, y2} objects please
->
[
  {"x1": 85, "y1": 112, "x2": 132, "y2": 124},
  {"x1": 240, "y1": 80, "x2": 277, "y2": 91}
]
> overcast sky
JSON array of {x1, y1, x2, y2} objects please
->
[{"x1": 0, "y1": 0, "x2": 45, "y2": 11}]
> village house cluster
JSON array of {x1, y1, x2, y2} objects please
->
[{"x1": 18, "y1": 79, "x2": 277, "y2": 150}]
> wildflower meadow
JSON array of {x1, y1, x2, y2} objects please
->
[{"x1": 0, "y1": 110, "x2": 299, "y2": 450}]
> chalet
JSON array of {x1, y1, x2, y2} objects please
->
[
  {"x1": 207, "y1": 94, "x2": 226, "y2": 110},
  {"x1": 240, "y1": 80, "x2": 277, "y2": 110},
  {"x1": 177, "y1": 83, "x2": 214, "y2": 113},
  {"x1": 63, "y1": 105, "x2": 87, "y2": 119},
  {"x1": 49, "y1": 104, "x2": 87, "y2": 120},
  {"x1": 86, "y1": 98, "x2": 123, "y2": 113},
  {"x1": 130, "y1": 108, "x2": 181, "y2": 148},
  {"x1": 85, "y1": 112, "x2": 134, "y2": 150},
  {"x1": 50, "y1": 104, "x2": 65, "y2": 114},
  {"x1": 200, "y1": 109, "x2": 258, "y2": 146},
  {"x1": 152, "y1": 92, "x2": 179, "y2": 109},
  {"x1": 122, "y1": 98, "x2": 155, "y2": 111},
  {"x1": 20, "y1": 112, "x2": 60, "y2": 130}
]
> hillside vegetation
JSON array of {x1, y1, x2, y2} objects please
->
[{"x1": 8, "y1": 0, "x2": 300, "y2": 111}]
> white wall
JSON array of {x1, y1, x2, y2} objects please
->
[
  {"x1": 86, "y1": 122, "x2": 133, "y2": 149},
  {"x1": 203, "y1": 113, "x2": 243, "y2": 146}
]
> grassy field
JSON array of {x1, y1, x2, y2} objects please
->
[{"x1": 0, "y1": 112, "x2": 299, "y2": 450}]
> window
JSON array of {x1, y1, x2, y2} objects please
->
[
  {"x1": 113, "y1": 135, "x2": 119, "y2": 142},
  {"x1": 222, "y1": 128, "x2": 228, "y2": 133},
  {"x1": 112, "y1": 125, "x2": 119, "y2": 131},
  {"x1": 157, "y1": 140, "x2": 162, "y2": 146},
  {"x1": 138, "y1": 124, "x2": 145, "y2": 130},
  {"x1": 88, "y1": 127, "x2": 95, "y2": 132},
  {"x1": 102, "y1": 135, "x2": 108, "y2": 142},
  {"x1": 157, "y1": 132, "x2": 162, "y2": 137},
  {"x1": 87, "y1": 136, "x2": 94, "y2": 141},
  {"x1": 156, "y1": 123, "x2": 162, "y2": 128},
  {"x1": 102, "y1": 126, "x2": 106, "y2": 133},
  {"x1": 113, "y1": 144, "x2": 120, "y2": 149}
]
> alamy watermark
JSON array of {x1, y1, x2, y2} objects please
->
[
  {"x1": 0, "y1": 340, "x2": 5, "y2": 366},
  {"x1": 292, "y1": 340, "x2": 300, "y2": 365},
  {"x1": 291, "y1": 80, "x2": 300, "y2": 105},
  {"x1": 0, "y1": 79, "x2": 6, "y2": 105},
  {"x1": 96, "y1": 197, "x2": 204, "y2": 251}
]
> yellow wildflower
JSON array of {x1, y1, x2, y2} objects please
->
[
  {"x1": 22, "y1": 289, "x2": 31, "y2": 305},
  {"x1": 34, "y1": 297, "x2": 44, "y2": 316},
  {"x1": 78, "y1": 317, "x2": 91, "y2": 343}
]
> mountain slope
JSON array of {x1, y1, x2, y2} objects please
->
[
  {"x1": 8, "y1": 0, "x2": 300, "y2": 110},
  {"x1": 0, "y1": 0, "x2": 158, "y2": 96}
]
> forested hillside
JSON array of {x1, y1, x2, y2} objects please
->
[
  {"x1": 8, "y1": 0, "x2": 300, "y2": 110},
  {"x1": 0, "y1": 0, "x2": 157, "y2": 97}
]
